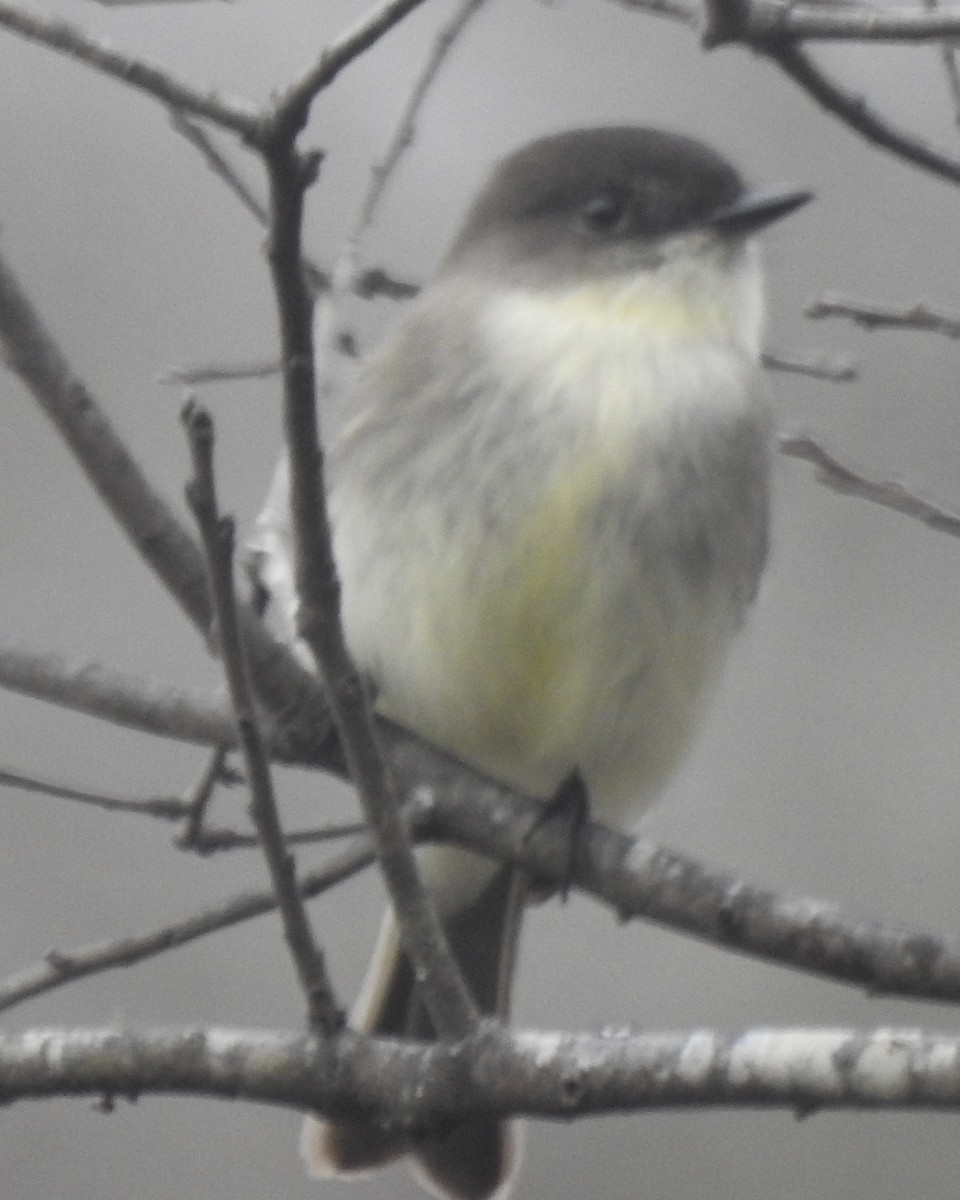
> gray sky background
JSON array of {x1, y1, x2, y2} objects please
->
[{"x1": 3, "y1": 2, "x2": 960, "y2": 1198}]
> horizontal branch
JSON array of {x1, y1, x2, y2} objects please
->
[
  {"x1": 5, "y1": 1025, "x2": 960, "y2": 1119},
  {"x1": 8, "y1": 644, "x2": 960, "y2": 1009},
  {"x1": 0, "y1": 644, "x2": 238, "y2": 746},
  {"x1": 806, "y1": 294, "x2": 960, "y2": 338},
  {"x1": 0, "y1": 765, "x2": 191, "y2": 821},
  {"x1": 736, "y1": 1, "x2": 960, "y2": 43},
  {"x1": 393, "y1": 730, "x2": 960, "y2": 1007},
  {"x1": 616, "y1": 0, "x2": 960, "y2": 41},
  {"x1": 762, "y1": 349, "x2": 858, "y2": 382}
]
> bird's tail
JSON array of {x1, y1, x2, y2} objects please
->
[{"x1": 301, "y1": 863, "x2": 526, "y2": 1200}]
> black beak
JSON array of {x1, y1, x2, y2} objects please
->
[{"x1": 707, "y1": 187, "x2": 813, "y2": 236}]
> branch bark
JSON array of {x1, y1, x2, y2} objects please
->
[{"x1": 4, "y1": 1025, "x2": 960, "y2": 1119}]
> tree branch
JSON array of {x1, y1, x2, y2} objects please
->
[
  {"x1": 183, "y1": 401, "x2": 341, "y2": 1035},
  {"x1": 259, "y1": 119, "x2": 478, "y2": 1038},
  {"x1": 277, "y1": 0, "x2": 433, "y2": 118},
  {"x1": 720, "y1": 1, "x2": 960, "y2": 43},
  {"x1": 5, "y1": 1025, "x2": 960, "y2": 1118},
  {"x1": 0, "y1": 1, "x2": 258, "y2": 137},
  {"x1": 762, "y1": 42, "x2": 960, "y2": 186},
  {"x1": 0, "y1": 765, "x2": 191, "y2": 821},
  {"x1": 0, "y1": 249, "x2": 335, "y2": 760},
  {"x1": 0, "y1": 643, "x2": 237, "y2": 746},
  {"x1": 0, "y1": 761, "x2": 364, "y2": 854},
  {"x1": 761, "y1": 349, "x2": 858, "y2": 382},
  {"x1": 9, "y1": 645, "x2": 960, "y2": 1008},
  {"x1": 0, "y1": 837, "x2": 374, "y2": 1015},
  {"x1": 806, "y1": 293, "x2": 960, "y2": 338},
  {"x1": 780, "y1": 434, "x2": 960, "y2": 538}
]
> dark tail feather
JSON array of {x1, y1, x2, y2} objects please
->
[{"x1": 302, "y1": 864, "x2": 526, "y2": 1199}]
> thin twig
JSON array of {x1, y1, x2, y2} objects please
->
[
  {"x1": 313, "y1": 0, "x2": 483, "y2": 388},
  {"x1": 159, "y1": 358, "x2": 281, "y2": 387},
  {"x1": 168, "y1": 110, "x2": 269, "y2": 226},
  {"x1": 941, "y1": 45, "x2": 960, "y2": 130},
  {"x1": 166, "y1": 115, "x2": 418, "y2": 307},
  {"x1": 613, "y1": 0, "x2": 960, "y2": 185},
  {"x1": 260, "y1": 118, "x2": 477, "y2": 1038},
  {"x1": 183, "y1": 401, "x2": 341, "y2": 1036},
  {"x1": 0, "y1": 837, "x2": 373, "y2": 1014},
  {"x1": 189, "y1": 820, "x2": 370, "y2": 854},
  {"x1": 765, "y1": 42, "x2": 960, "y2": 187},
  {"x1": 806, "y1": 293, "x2": 960, "y2": 337},
  {"x1": 0, "y1": 766, "x2": 189, "y2": 821},
  {"x1": 926, "y1": 0, "x2": 960, "y2": 130},
  {"x1": 356, "y1": 0, "x2": 488, "y2": 246},
  {"x1": 315, "y1": 0, "x2": 485, "y2": 378},
  {"x1": 353, "y1": 266, "x2": 420, "y2": 300},
  {"x1": 278, "y1": 0, "x2": 433, "y2": 117},
  {"x1": 0, "y1": 762, "x2": 364, "y2": 854},
  {"x1": 0, "y1": 1, "x2": 257, "y2": 137},
  {"x1": 780, "y1": 433, "x2": 960, "y2": 538},
  {"x1": 174, "y1": 745, "x2": 233, "y2": 850},
  {"x1": 609, "y1": 0, "x2": 698, "y2": 27},
  {"x1": 761, "y1": 349, "x2": 858, "y2": 382}
]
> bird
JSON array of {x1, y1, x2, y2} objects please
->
[{"x1": 251, "y1": 124, "x2": 810, "y2": 1200}]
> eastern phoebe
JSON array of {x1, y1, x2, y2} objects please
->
[{"x1": 252, "y1": 125, "x2": 810, "y2": 1200}]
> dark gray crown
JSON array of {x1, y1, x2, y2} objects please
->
[{"x1": 443, "y1": 126, "x2": 745, "y2": 277}]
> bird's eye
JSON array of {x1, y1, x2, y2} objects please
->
[{"x1": 579, "y1": 188, "x2": 631, "y2": 234}]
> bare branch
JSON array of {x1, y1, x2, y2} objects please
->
[
  {"x1": 353, "y1": 266, "x2": 420, "y2": 299},
  {"x1": 744, "y1": 2, "x2": 960, "y2": 42},
  {"x1": 0, "y1": 765, "x2": 190, "y2": 821},
  {"x1": 0, "y1": 644, "x2": 237, "y2": 746},
  {"x1": 391, "y1": 735, "x2": 960, "y2": 1008},
  {"x1": 353, "y1": 0, "x2": 489, "y2": 246},
  {"x1": 0, "y1": 249, "x2": 334, "y2": 758},
  {"x1": 0, "y1": 838, "x2": 373, "y2": 1014},
  {"x1": 761, "y1": 348, "x2": 858, "y2": 381},
  {"x1": 311, "y1": 0, "x2": 484, "y2": 401},
  {"x1": 183, "y1": 402, "x2": 341, "y2": 1035},
  {"x1": 173, "y1": 745, "x2": 233, "y2": 850},
  {"x1": 0, "y1": 1, "x2": 257, "y2": 137},
  {"x1": 278, "y1": 0, "x2": 433, "y2": 118},
  {"x1": 5, "y1": 1025, "x2": 960, "y2": 1118},
  {"x1": 10, "y1": 696, "x2": 960, "y2": 1011},
  {"x1": 159, "y1": 358, "x2": 281, "y2": 387},
  {"x1": 611, "y1": 0, "x2": 960, "y2": 185},
  {"x1": 806, "y1": 293, "x2": 960, "y2": 337},
  {"x1": 764, "y1": 42, "x2": 960, "y2": 186},
  {"x1": 609, "y1": 0, "x2": 697, "y2": 27},
  {"x1": 780, "y1": 434, "x2": 960, "y2": 538},
  {"x1": 940, "y1": 46, "x2": 960, "y2": 130},
  {"x1": 168, "y1": 110, "x2": 269, "y2": 226},
  {"x1": 0, "y1": 760, "x2": 364, "y2": 855},
  {"x1": 261, "y1": 105, "x2": 478, "y2": 1037}
]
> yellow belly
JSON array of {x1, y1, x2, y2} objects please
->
[{"x1": 374, "y1": 449, "x2": 730, "y2": 820}]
